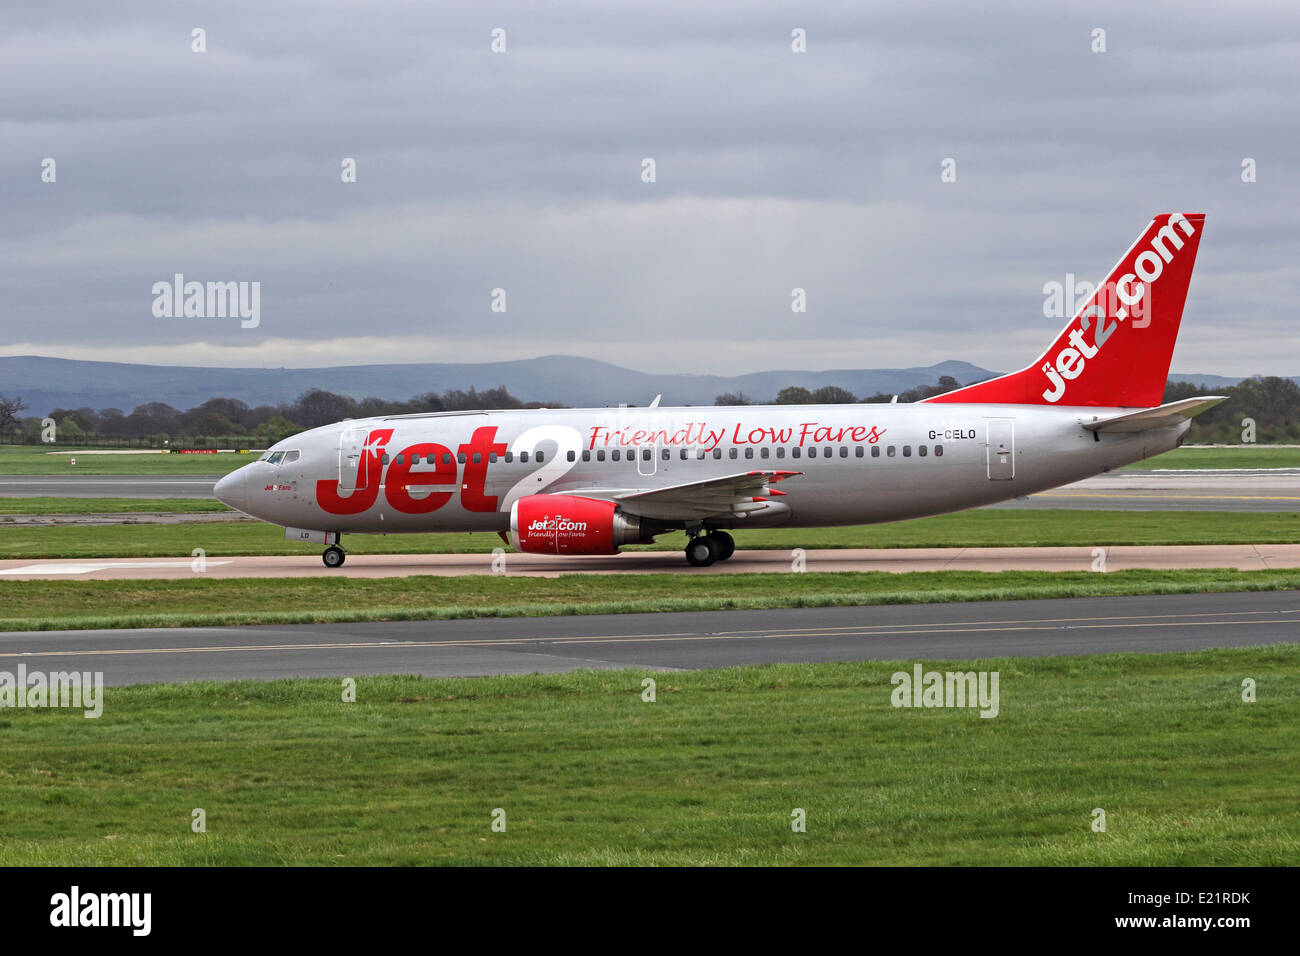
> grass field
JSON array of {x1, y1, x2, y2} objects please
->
[
  {"x1": 1, "y1": 568, "x2": 1296, "y2": 632},
  {"x1": 2, "y1": 444, "x2": 1298, "y2": 476},
  {"x1": 0, "y1": 498, "x2": 236, "y2": 516},
  {"x1": 1, "y1": 509, "x2": 1297, "y2": 560},
  {"x1": 1123, "y1": 445, "x2": 1300, "y2": 469},
  {"x1": 0, "y1": 446, "x2": 256, "y2": 475},
  {"x1": 1, "y1": 647, "x2": 1295, "y2": 865}
]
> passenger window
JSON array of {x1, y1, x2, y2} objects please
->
[
  {"x1": 582, "y1": 450, "x2": 591, "y2": 461},
  {"x1": 504, "y1": 452, "x2": 513, "y2": 463},
  {"x1": 520, "y1": 451, "x2": 529, "y2": 463},
  {"x1": 680, "y1": 449, "x2": 688, "y2": 460},
  {"x1": 871, "y1": 446, "x2": 880, "y2": 458},
  {"x1": 489, "y1": 453, "x2": 498, "y2": 463},
  {"x1": 744, "y1": 447, "x2": 754, "y2": 459},
  {"x1": 823, "y1": 446, "x2": 831, "y2": 457},
  {"x1": 729, "y1": 448, "x2": 738, "y2": 459},
  {"x1": 712, "y1": 449, "x2": 721, "y2": 460},
  {"x1": 661, "y1": 448, "x2": 670, "y2": 460},
  {"x1": 456, "y1": 453, "x2": 466, "y2": 464},
  {"x1": 935, "y1": 445, "x2": 943, "y2": 457},
  {"x1": 840, "y1": 446, "x2": 848, "y2": 458},
  {"x1": 382, "y1": 453, "x2": 391, "y2": 464},
  {"x1": 919, "y1": 445, "x2": 927, "y2": 457},
  {"x1": 536, "y1": 451, "x2": 544, "y2": 463},
  {"x1": 887, "y1": 446, "x2": 896, "y2": 458},
  {"x1": 567, "y1": 450, "x2": 575, "y2": 462},
  {"x1": 645, "y1": 448, "x2": 654, "y2": 461},
  {"x1": 792, "y1": 447, "x2": 801, "y2": 459},
  {"x1": 472, "y1": 453, "x2": 481, "y2": 464},
  {"x1": 855, "y1": 447, "x2": 864, "y2": 458},
  {"x1": 903, "y1": 445, "x2": 912, "y2": 457},
  {"x1": 776, "y1": 447, "x2": 785, "y2": 459},
  {"x1": 760, "y1": 448, "x2": 770, "y2": 459},
  {"x1": 597, "y1": 450, "x2": 606, "y2": 461},
  {"x1": 395, "y1": 454, "x2": 404, "y2": 465},
  {"x1": 697, "y1": 449, "x2": 706, "y2": 460},
  {"x1": 612, "y1": 449, "x2": 621, "y2": 462},
  {"x1": 808, "y1": 447, "x2": 817, "y2": 458},
  {"x1": 444, "y1": 452, "x2": 454, "y2": 464}
]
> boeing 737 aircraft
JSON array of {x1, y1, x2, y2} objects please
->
[{"x1": 215, "y1": 213, "x2": 1223, "y2": 567}]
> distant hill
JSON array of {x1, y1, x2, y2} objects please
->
[{"x1": 0, "y1": 355, "x2": 998, "y2": 416}]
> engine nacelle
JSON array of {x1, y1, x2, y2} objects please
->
[{"x1": 509, "y1": 495, "x2": 647, "y2": 555}]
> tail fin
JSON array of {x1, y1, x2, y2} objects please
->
[{"x1": 925, "y1": 213, "x2": 1205, "y2": 408}]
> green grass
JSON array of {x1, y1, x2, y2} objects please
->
[
  {"x1": 0, "y1": 446, "x2": 255, "y2": 475},
  {"x1": 1123, "y1": 445, "x2": 1300, "y2": 469},
  {"x1": 0, "y1": 498, "x2": 235, "y2": 516},
  {"x1": 1, "y1": 510, "x2": 1297, "y2": 560},
  {"x1": 0, "y1": 648, "x2": 1295, "y2": 865},
  {"x1": 1, "y1": 569, "x2": 1297, "y2": 632}
]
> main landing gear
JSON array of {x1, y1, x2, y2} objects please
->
[
  {"x1": 322, "y1": 544, "x2": 346, "y2": 568},
  {"x1": 684, "y1": 530, "x2": 735, "y2": 567}
]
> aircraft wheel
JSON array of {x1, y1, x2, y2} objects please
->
[
  {"x1": 710, "y1": 531, "x2": 736, "y2": 561},
  {"x1": 322, "y1": 546, "x2": 346, "y2": 568},
  {"x1": 685, "y1": 536, "x2": 718, "y2": 567}
]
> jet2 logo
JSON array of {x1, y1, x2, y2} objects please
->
[
  {"x1": 316, "y1": 426, "x2": 507, "y2": 515},
  {"x1": 1041, "y1": 214, "x2": 1195, "y2": 403}
]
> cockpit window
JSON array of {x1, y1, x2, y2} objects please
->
[
  {"x1": 262, "y1": 450, "x2": 299, "y2": 465},
  {"x1": 282, "y1": 450, "x2": 300, "y2": 464},
  {"x1": 265, "y1": 451, "x2": 285, "y2": 464}
]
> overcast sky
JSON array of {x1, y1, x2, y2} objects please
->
[{"x1": 2, "y1": 0, "x2": 1297, "y2": 377}]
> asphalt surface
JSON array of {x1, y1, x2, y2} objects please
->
[
  {"x1": 2, "y1": 591, "x2": 1295, "y2": 685},
  {"x1": 3, "y1": 544, "x2": 1299, "y2": 580},
  {"x1": 3, "y1": 469, "x2": 1299, "y2": 510}
]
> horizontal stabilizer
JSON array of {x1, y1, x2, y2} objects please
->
[{"x1": 1082, "y1": 397, "x2": 1227, "y2": 433}]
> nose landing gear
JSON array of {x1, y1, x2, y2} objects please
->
[{"x1": 322, "y1": 544, "x2": 346, "y2": 568}]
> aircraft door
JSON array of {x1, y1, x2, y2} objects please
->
[
  {"x1": 986, "y1": 419, "x2": 1015, "y2": 480},
  {"x1": 637, "y1": 443, "x2": 657, "y2": 477},
  {"x1": 339, "y1": 425, "x2": 370, "y2": 493}
]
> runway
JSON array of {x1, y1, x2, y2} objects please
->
[
  {"x1": 3, "y1": 543, "x2": 1300, "y2": 579},
  {"x1": 1, "y1": 590, "x2": 1294, "y2": 685},
  {"x1": 986, "y1": 469, "x2": 1300, "y2": 511},
  {"x1": 3, "y1": 468, "x2": 1300, "y2": 512}
]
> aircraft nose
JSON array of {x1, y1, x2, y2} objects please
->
[{"x1": 214, "y1": 467, "x2": 248, "y2": 511}]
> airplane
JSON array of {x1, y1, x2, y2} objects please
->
[{"x1": 215, "y1": 213, "x2": 1224, "y2": 568}]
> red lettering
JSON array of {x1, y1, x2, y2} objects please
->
[
  {"x1": 316, "y1": 428, "x2": 393, "y2": 515},
  {"x1": 385, "y1": 443, "x2": 455, "y2": 514},
  {"x1": 458, "y1": 426, "x2": 508, "y2": 512}
]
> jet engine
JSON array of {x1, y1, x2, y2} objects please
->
[{"x1": 509, "y1": 495, "x2": 650, "y2": 555}]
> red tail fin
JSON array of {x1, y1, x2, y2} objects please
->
[{"x1": 925, "y1": 214, "x2": 1205, "y2": 408}]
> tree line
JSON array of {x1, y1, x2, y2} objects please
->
[
  {"x1": 715, "y1": 375, "x2": 972, "y2": 406},
  {"x1": 3, "y1": 374, "x2": 1297, "y2": 445},
  {"x1": 0, "y1": 386, "x2": 550, "y2": 445},
  {"x1": 717, "y1": 375, "x2": 1300, "y2": 443}
]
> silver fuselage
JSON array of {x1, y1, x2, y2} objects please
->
[{"x1": 215, "y1": 402, "x2": 1185, "y2": 536}]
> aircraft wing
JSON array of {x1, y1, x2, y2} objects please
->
[
  {"x1": 1081, "y1": 396, "x2": 1227, "y2": 433},
  {"x1": 574, "y1": 470, "x2": 803, "y2": 520}
]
